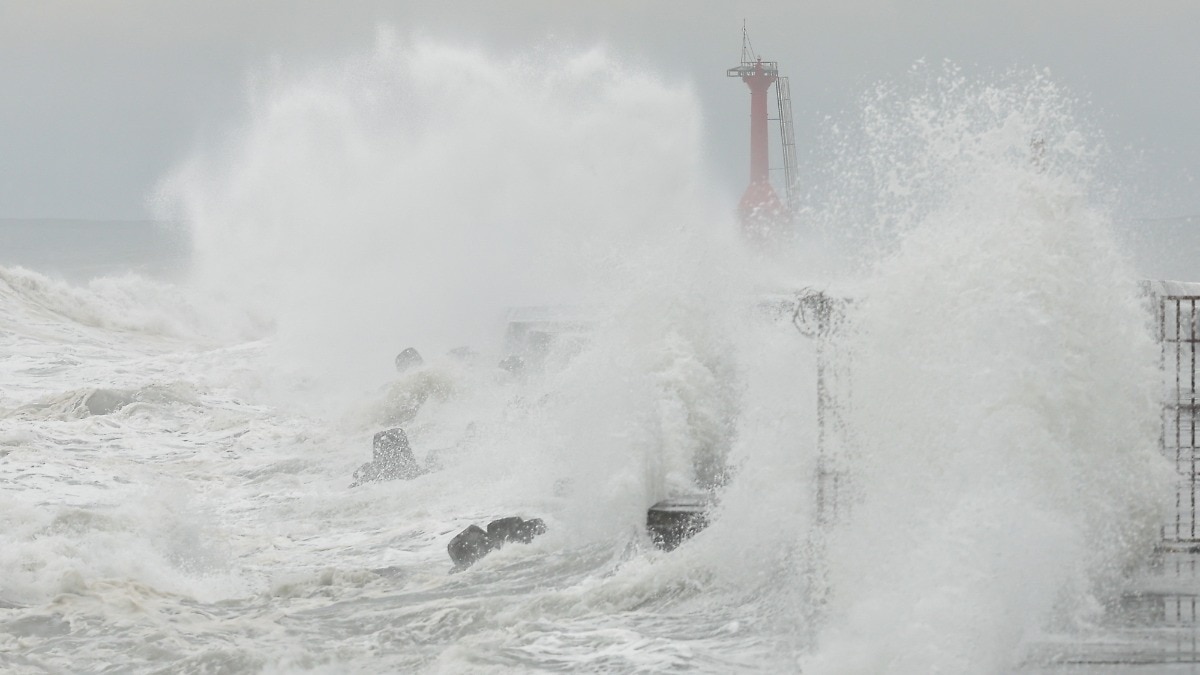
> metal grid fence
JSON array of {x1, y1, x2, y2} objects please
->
[
  {"x1": 800, "y1": 283, "x2": 1200, "y2": 547},
  {"x1": 1160, "y1": 291, "x2": 1200, "y2": 549}
]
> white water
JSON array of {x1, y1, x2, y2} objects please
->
[
  {"x1": 802, "y1": 68, "x2": 1170, "y2": 673},
  {"x1": 0, "y1": 39, "x2": 1171, "y2": 674}
]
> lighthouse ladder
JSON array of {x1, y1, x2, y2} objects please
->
[{"x1": 776, "y1": 76, "x2": 799, "y2": 212}]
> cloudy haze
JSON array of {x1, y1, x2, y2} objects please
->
[{"x1": 1, "y1": 0, "x2": 1197, "y2": 220}]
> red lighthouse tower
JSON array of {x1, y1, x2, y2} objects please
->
[{"x1": 727, "y1": 31, "x2": 795, "y2": 239}]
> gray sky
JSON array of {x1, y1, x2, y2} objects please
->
[{"x1": 2, "y1": 0, "x2": 1198, "y2": 220}]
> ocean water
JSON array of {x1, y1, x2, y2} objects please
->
[
  {"x1": 0, "y1": 219, "x2": 188, "y2": 283},
  {"x1": 0, "y1": 39, "x2": 1178, "y2": 674}
]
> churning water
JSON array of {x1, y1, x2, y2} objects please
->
[{"x1": 0, "y1": 37, "x2": 1175, "y2": 673}]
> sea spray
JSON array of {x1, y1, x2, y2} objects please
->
[
  {"x1": 150, "y1": 35, "x2": 1170, "y2": 671},
  {"x1": 155, "y1": 31, "x2": 767, "y2": 548},
  {"x1": 2, "y1": 34, "x2": 1181, "y2": 673},
  {"x1": 157, "y1": 31, "x2": 737, "y2": 413},
  {"x1": 801, "y1": 66, "x2": 1170, "y2": 673}
]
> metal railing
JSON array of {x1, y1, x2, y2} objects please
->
[{"x1": 1159, "y1": 291, "x2": 1200, "y2": 549}]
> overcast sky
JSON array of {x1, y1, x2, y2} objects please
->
[{"x1": 2, "y1": 0, "x2": 1198, "y2": 221}]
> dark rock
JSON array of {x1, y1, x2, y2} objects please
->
[
  {"x1": 647, "y1": 495, "x2": 712, "y2": 551},
  {"x1": 485, "y1": 516, "x2": 547, "y2": 545},
  {"x1": 448, "y1": 525, "x2": 496, "y2": 570},
  {"x1": 448, "y1": 516, "x2": 548, "y2": 571},
  {"x1": 394, "y1": 348, "x2": 424, "y2": 373},
  {"x1": 373, "y1": 429, "x2": 412, "y2": 465},
  {"x1": 485, "y1": 516, "x2": 524, "y2": 541},
  {"x1": 522, "y1": 518, "x2": 547, "y2": 540},
  {"x1": 350, "y1": 428, "x2": 424, "y2": 487}
]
